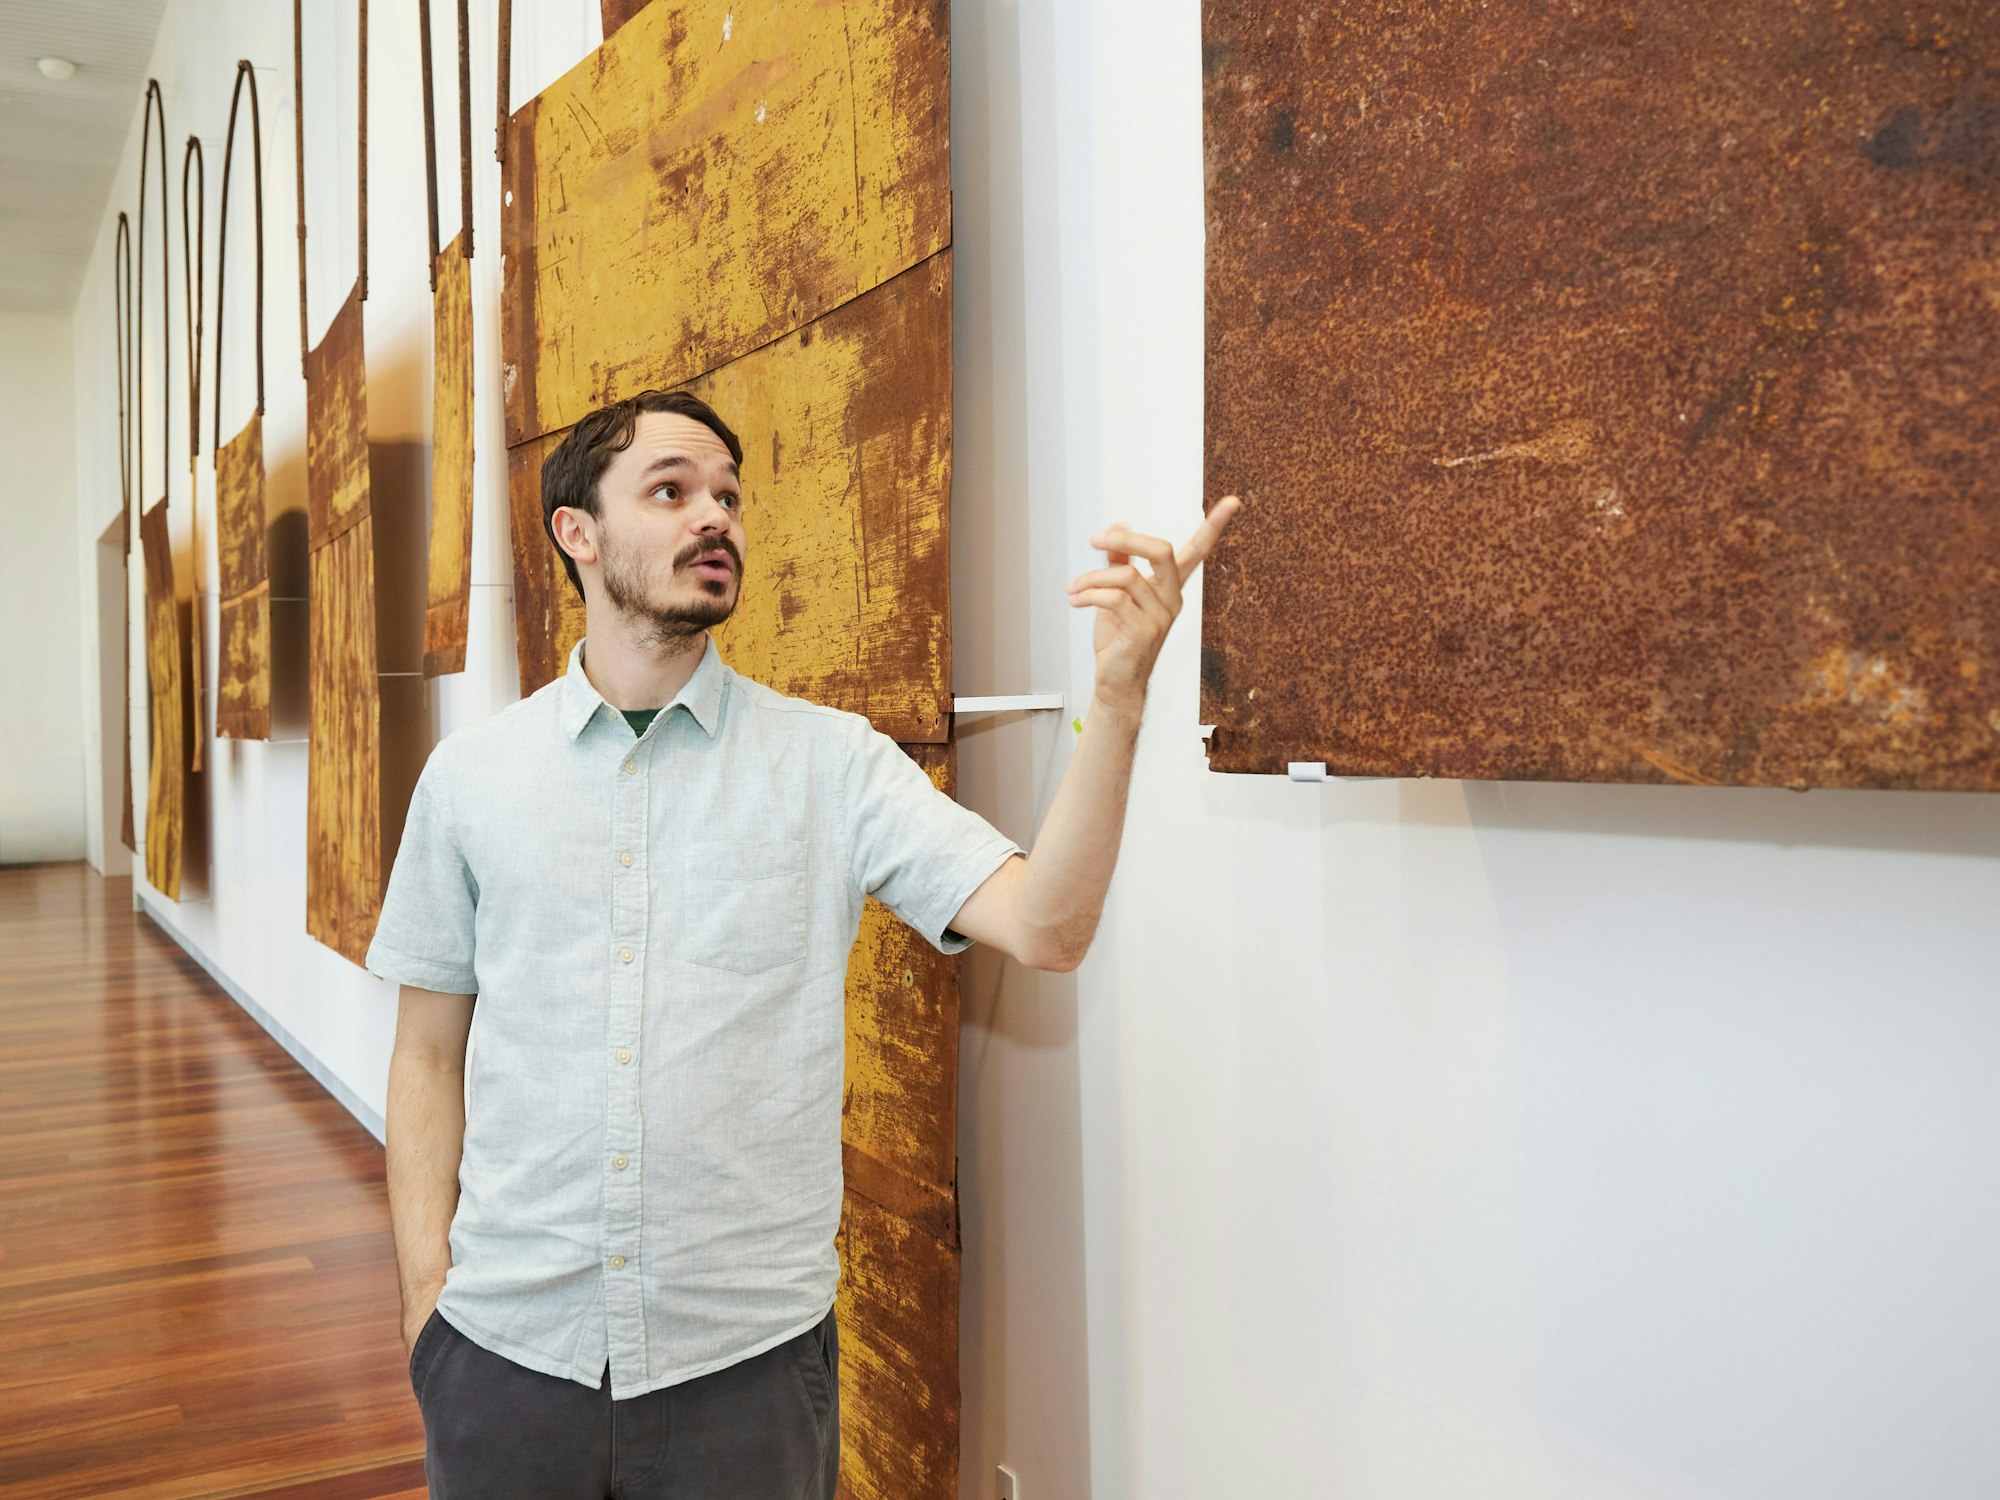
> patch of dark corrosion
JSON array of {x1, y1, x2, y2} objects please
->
[{"x1": 1200, "y1": 1, "x2": 2000, "y2": 790}]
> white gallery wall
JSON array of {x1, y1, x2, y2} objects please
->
[
  {"x1": 1, "y1": 309, "x2": 86, "y2": 865},
  {"x1": 58, "y1": 3, "x2": 2000, "y2": 1499}
]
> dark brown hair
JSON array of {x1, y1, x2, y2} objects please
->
[{"x1": 540, "y1": 389, "x2": 744, "y2": 600}]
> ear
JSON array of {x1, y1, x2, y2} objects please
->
[{"x1": 551, "y1": 506, "x2": 600, "y2": 570}]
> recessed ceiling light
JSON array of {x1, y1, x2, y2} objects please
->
[{"x1": 37, "y1": 57, "x2": 78, "y2": 82}]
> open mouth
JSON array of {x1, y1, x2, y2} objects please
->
[{"x1": 691, "y1": 557, "x2": 735, "y2": 581}]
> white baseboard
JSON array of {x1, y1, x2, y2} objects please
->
[{"x1": 134, "y1": 894, "x2": 387, "y2": 1145}]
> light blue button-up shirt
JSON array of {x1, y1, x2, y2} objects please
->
[{"x1": 365, "y1": 635, "x2": 1021, "y2": 1398}]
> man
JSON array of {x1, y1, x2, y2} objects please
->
[{"x1": 368, "y1": 389, "x2": 1238, "y2": 1497}]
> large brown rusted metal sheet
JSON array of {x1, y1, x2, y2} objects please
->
[
  {"x1": 215, "y1": 413, "x2": 271, "y2": 740},
  {"x1": 1201, "y1": 2, "x2": 2000, "y2": 789},
  {"x1": 424, "y1": 237, "x2": 475, "y2": 677},
  {"x1": 506, "y1": 255, "x2": 954, "y2": 741},
  {"x1": 140, "y1": 502, "x2": 190, "y2": 899},
  {"x1": 500, "y1": 0, "x2": 950, "y2": 446}
]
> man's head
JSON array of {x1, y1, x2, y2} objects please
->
[{"x1": 541, "y1": 390, "x2": 747, "y2": 644}]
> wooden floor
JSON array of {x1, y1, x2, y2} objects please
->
[{"x1": 0, "y1": 863, "x2": 427, "y2": 1499}]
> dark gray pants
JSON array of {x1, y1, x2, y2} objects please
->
[{"x1": 408, "y1": 1307, "x2": 840, "y2": 1499}]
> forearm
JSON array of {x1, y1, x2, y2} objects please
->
[
  {"x1": 385, "y1": 1047, "x2": 465, "y2": 1334},
  {"x1": 1013, "y1": 691, "x2": 1144, "y2": 968}
]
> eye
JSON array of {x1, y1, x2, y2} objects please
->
[
  {"x1": 719, "y1": 491, "x2": 741, "y2": 510},
  {"x1": 651, "y1": 482, "x2": 680, "y2": 502}
]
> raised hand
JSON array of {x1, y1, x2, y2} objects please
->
[{"x1": 1066, "y1": 496, "x2": 1242, "y2": 717}]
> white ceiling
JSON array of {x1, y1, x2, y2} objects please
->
[{"x1": 0, "y1": 0, "x2": 170, "y2": 315}]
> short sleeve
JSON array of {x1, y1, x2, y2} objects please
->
[
  {"x1": 365, "y1": 751, "x2": 480, "y2": 992},
  {"x1": 845, "y1": 720, "x2": 1024, "y2": 955}
]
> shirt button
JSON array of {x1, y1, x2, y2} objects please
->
[
  {"x1": 622, "y1": 760, "x2": 638, "y2": 775},
  {"x1": 609, "y1": 1255, "x2": 626, "y2": 1269},
  {"x1": 619, "y1": 947, "x2": 635, "y2": 964},
  {"x1": 619, "y1": 851, "x2": 634, "y2": 867},
  {"x1": 613, "y1": 1155, "x2": 629, "y2": 1170},
  {"x1": 616, "y1": 1048, "x2": 632, "y2": 1064}
]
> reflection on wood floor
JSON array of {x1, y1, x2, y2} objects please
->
[{"x1": 0, "y1": 862, "x2": 426, "y2": 1499}]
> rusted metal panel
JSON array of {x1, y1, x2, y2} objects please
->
[
  {"x1": 114, "y1": 213, "x2": 136, "y2": 853},
  {"x1": 842, "y1": 742, "x2": 962, "y2": 1241},
  {"x1": 304, "y1": 288, "x2": 371, "y2": 551},
  {"x1": 1201, "y1": 1, "x2": 2000, "y2": 789},
  {"x1": 424, "y1": 237, "x2": 476, "y2": 677},
  {"x1": 835, "y1": 1188, "x2": 958, "y2": 1500},
  {"x1": 505, "y1": 254, "x2": 954, "y2": 740},
  {"x1": 499, "y1": 0, "x2": 950, "y2": 445},
  {"x1": 501, "y1": 5, "x2": 959, "y2": 1489},
  {"x1": 306, "y1": 515, "x2": 383, "y2": 967},
  {"x1": 217, "y1": 586, "x2": 271, "y2": 743},
  {"x1": 835, "y1": 740, "x2": 963, "y2": 1500},
  {"x1": 303, "y1": 282, "x2": 390, "y2": 966},
  {"x1": 215, "y1": 59, "x2": 270, "y2": 742},
  {"x1": 140, "y1": 502, "x2": 190, "y2": 899},
  {"x1": 215, "y1": 413, "x2": 271, "y2": 740}
]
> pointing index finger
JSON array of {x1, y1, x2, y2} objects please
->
[{"x1": 1175, "y1": 494, "x2": 1242, "y2": 573}]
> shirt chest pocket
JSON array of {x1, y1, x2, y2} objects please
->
[{"x1": 679, "y1": 837, "x2": 810, "y2": 974}]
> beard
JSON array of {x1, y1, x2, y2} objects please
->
[{"x1": 598, "y1": 523, "x2": 743, "y2": 648}]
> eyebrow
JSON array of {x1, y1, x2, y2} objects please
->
[{"x1": 636, "y1": 454, "x2": 740, "y2": 483}]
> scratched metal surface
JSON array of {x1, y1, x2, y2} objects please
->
[
  {"x1": 1201, "y1": 1, "x2": 2000, "y2": 788},
  {"x1": 304, "y1": 285, "x2": 383, "y2": 965},
  {"x1": 215, "y1": 412, "x2": 271, "y2": 740},
  {"x1": 425, "y1": 239, "x2": 475, "y2": 678},
  {"x1": 500, "y1": 0, "x2": 949, "y2": 446}
]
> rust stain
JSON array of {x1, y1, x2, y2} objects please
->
[
  {"x1": 500, "y1": 0, "x2": 950, "y2": 445},
  {"x1": 215, "y1": 411, "x2": 271, "y2": 739},
  {"x1": 599, "y1": 0, "x2": 651, "y2": 41},
  {"x1": 1200, "y1": 1, "x2": 2000, "y2": 789},
  {"x1": 425, "y1": 237, "x2": 476, "y2": 678}
]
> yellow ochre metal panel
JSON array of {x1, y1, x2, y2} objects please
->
[
  {"x1": 501, "y1": 5, "x2": 960, "y2": 1492},
  {"x1": 499, "y1": 0, "x2": 950, "y2": 445},
  {"x1": 215, "y1": 412, "x2": 271, "y2": 740},
  {"x1": 140, "y1": 501, "x2": 191, "y2": 900},
  {"x1": 425, "y1": 236, "x2": 476, "y2": 678}
]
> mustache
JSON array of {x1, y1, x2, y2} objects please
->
[{"x1": 673, "y1": 536, "x2": 743, "y2": 573}]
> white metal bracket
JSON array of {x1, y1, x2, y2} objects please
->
[{"x1": 952, "y1": 694, "x2": 1065, "y2": 716}]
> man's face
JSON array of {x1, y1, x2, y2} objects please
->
[{"x1": 580, "y1": 411, "x2": 747, "y2": 643}]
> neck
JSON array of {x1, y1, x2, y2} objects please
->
[{"x1": 579, "y1": 614, "x2": 707, "y2": 710}]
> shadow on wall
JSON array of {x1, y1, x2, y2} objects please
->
[
  {"x1": 1226, "y1": 763, "x2": 2000, "y2": 860},
  {"x1": 1459, "y1": 779, "x2": 2000, "y2": 860}
]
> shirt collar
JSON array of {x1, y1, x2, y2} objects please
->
[{"x1": 558, "y1": 633, "x2": 727, "y2": 741}]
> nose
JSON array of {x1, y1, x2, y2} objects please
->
[{"x1": 690, "y1": 490, "x2": 732, "y2": 533}]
